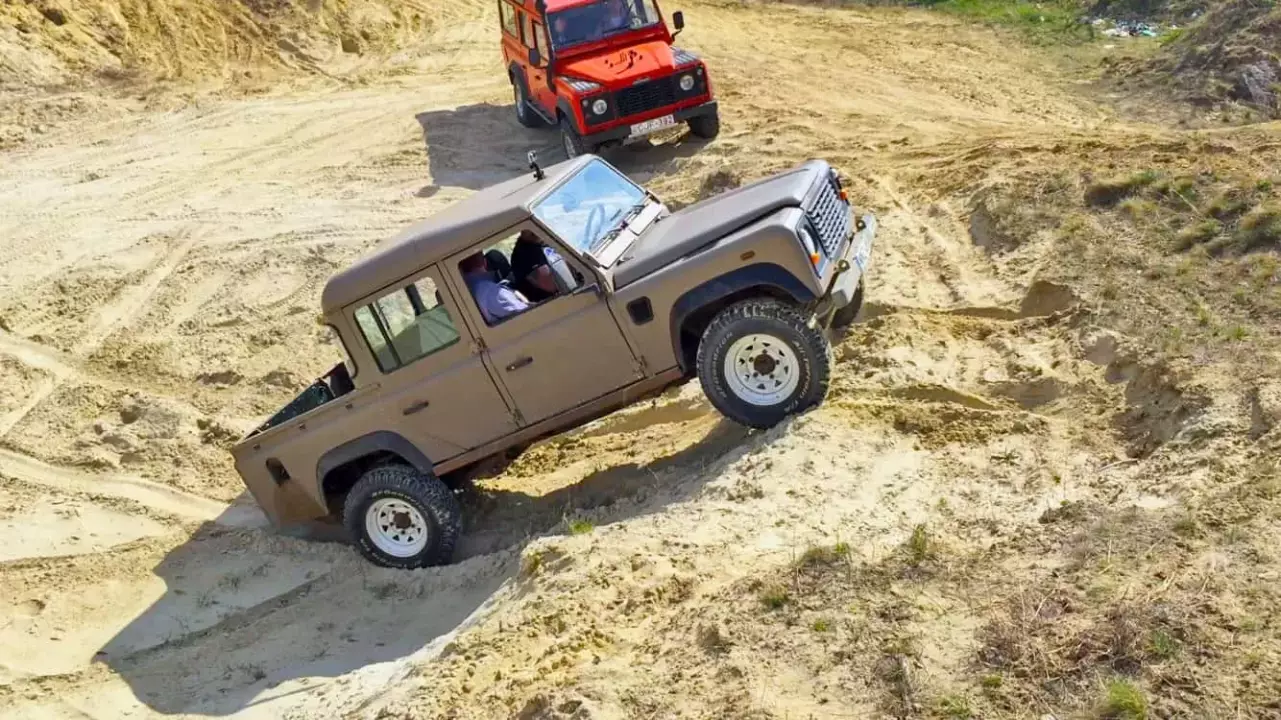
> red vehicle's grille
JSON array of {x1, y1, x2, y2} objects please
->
[{"x1": 614, "y1": 77, "x2": 678, "y2": 117}]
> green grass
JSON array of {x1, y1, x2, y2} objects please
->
[
  {"x1": 1102, "y1": 679, "x2": 1148, "y2": 720},
  {"x1": 567, "y1": 518, "x2": 594, "y2": 535},
  {"x1": 1149, "y1": 629, "x2": 1181, "y2": 660},
  {"x1": 800, "y1": 541, "x2": 853, "y2": 567},
  {"x1": 913, "y1": 0, "x2": 1092, "y2": 41},
  {"x1": 812, "y1": 617, "x2": 832, "y2": 632},
  {"x1": 1086, "y1": 171, "x2": 1161, "y2": 208},
  {"x1": 907, "y1": 523, "x2": 934, "y2": 566},
  {"x1": 760, "y1": 584, "x2": 790, "y2": 609},
  {"x1": 936, "y1": 694, "x2": 973, "y2": 718},
  {"x1": 1175, "y1": 219, "x2": 1223, "y2": 250}
]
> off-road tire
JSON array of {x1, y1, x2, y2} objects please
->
[
  {"x1": 343, "y1": 464, "x2": 462, "y2": 570},
  {"x1": 688, "y1": 111, "x2": 720, "y2": 140},
  {"x1": 511, "y1": 74, "x2": 544, "y2": 129},
  {"x1": 560, "y1": 115, "x2": 590, "y2": 158},
  {"x1": 696, "y1": 298, "x2": 831, "y2": 429},
  {"x1": 829, "y1": 279, "x2": 866, "y2": 329}
]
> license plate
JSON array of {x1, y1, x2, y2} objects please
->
[{"x1": 628, "y1": 114, "x2": 676, "y2": 137}]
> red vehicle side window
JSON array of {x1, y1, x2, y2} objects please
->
[
  {"x1": 518, "y1": 12, "x2": 529, "y2": 45},
  {"x1": 499, "y1": 0, "x2": 519, "y2": 37},
  {"x1": 532, "y1": 20, "x2": 548, "y2": 62}
]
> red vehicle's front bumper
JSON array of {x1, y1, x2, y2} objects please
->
[{"x1": 580, "y1": 99, "x2": 718, "y2": 145}]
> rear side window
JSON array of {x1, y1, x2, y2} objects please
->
[
  {"x1": 499, "y1": 1, "x2": 519, "y2": 36},
  {"x1": 354, "y1": 277, "x2": 461, "y2": 373}
]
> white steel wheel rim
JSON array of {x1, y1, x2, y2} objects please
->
[
  {"x1": 365, "y1": 498, "x2": 430, "y2": 558},
  {"x1": 723, "y1": 333, "x2": 801, "y2": 407}
]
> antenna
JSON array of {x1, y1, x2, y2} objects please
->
[{"x1": 528, "y1": 150, "x2": 544, "y2": 181}]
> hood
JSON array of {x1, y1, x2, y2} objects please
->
[
  {"x1": 559, "y1": 41, "x2": 677, "y2": 87},
  {"x1": 611, "y1": 162, "x2": 827, "y2": 288}
]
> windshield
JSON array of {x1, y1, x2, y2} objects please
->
[
  {"x1": 548, "y1": 0, "x2": 663, "y2": 49},
  {"x1": 532, "y1": 158, "x2": 646, "y2": 260}
]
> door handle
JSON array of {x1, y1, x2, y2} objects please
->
[
  {"x1": 402, "y1": 400, "x2": 430, "y2": 416},
  {"x1": 506, "y1": 356, "x2": 534, "y2": 372}
]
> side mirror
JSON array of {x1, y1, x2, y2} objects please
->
[
  {"x1": 528, "y1": 47, "x2": 541, "y2": 66},
  {"x1": 671, "y1": 11, "x2": 684, "y2": 35},
  {"x1": 546, "y1": 253, "x2": 579, "y2": 294}
]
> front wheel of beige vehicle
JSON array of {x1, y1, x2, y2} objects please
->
[
  {"x1": 343, "y1": 464, "x2": 462, "y2": 569},
  {"x1": 696, "y1": 299, "x2": 831, "y2": 430}
]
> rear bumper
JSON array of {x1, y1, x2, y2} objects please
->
[
  {"x1": 818, "y1": 212, "x2": 878, "y2": 315},
  {"x1": 584, "y1": 100, "x2": 719, "y2": 145}
]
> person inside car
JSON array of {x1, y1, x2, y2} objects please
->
[
  {"x1": 510, "y1": 230, "x2": 563, "y2": 303},
  {"x1": 460, "y1": 252, "x2": 529, "y2": 324},
  {"x1": 599, "y1": 0, "x2": 631, "y2": 33}
]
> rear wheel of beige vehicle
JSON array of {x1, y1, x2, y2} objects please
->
[
  {"x1": 343, "y1": 464, "x2": 462, "y2": 569},
  {"x1": 696, "y1": 298, "x2": 831, "y2": 429}
]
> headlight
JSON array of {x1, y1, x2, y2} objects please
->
[
  {"x1": 679, "y1": 74, "x2": 695, "y2": 92},
  {"x1": 798, "y1": 227, "x2": 817, "y2": 255},
  {"x1": 591, "y1": 98, "x2": 608, "y2": 115}
]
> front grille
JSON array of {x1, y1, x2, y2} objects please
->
[
  {"x1": 614, "y1": 76, "x2": 677, "y2": 117},
  {"x1": 806, "y1": 174, "x2": 852, "y2": 257}
]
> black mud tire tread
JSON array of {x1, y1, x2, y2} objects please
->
[
  {"x1": 696, "y1": 298, "x2": 831, "y2": 430},
  {"x1": 560, "y1": 115, "x2": 590, "y2": 158},
  {"x1": 342, "y1": 464, "x2": 462, "y2": 570},
  {"x1": 512, "y1": 73, "x2": 543, "y2": 129},
  {"x1": 688, "y1": 111, "x2": 720, "y2": 140},
  {"x1": 830, "y1": 279, "x2": 866, "y2": 329}
]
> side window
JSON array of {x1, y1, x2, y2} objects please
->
[
  {"x1": 499, "y1": 1, "x2": 518, "y2": 36},
  {"x1": 518, "y1": 11, "x2": 528, "y2": 45},
  {"x1": 456, "y1": 231, "x2": 580, "y2": 327},
  {"x1": 353, "y1": 276, "x2": 461, "y2": 373},
  {"x1": 532, "y1": 21, "x2": 548, "y2": 63}
]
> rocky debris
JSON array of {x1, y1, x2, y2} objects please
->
[{"x1": 1234, "y1": 60, "x2": 1279, "y2": 109}]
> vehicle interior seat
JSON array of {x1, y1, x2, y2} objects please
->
[{"x1": 485, "y1": 248, "x2": 513, "y2": 283}]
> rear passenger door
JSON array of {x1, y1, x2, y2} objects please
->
[{"x1": 348, "y1": 266, "x2": 518, "y2": 463}]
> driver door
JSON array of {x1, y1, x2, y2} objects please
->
[
  {"x1": 446, "y1": 224, "x2": 642, "y2": 427},
  {"x1": 527, "y1": 19, "x2": 557, "y2": 117}
]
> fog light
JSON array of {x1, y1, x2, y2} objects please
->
[
  {"x1": 591, "y1": 98, "x2": 608, "y2": 115},
  {"x1": 679, "y1": 74, "x2": 695, "y2": 91}
]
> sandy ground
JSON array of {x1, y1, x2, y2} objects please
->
[{"x1": 2, "y1": 0, "x2": 1272, "y2": 718}]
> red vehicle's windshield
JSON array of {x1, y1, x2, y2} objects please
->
[{"x1": 547, "y1": 0, "x2": 663, "y2": 50}]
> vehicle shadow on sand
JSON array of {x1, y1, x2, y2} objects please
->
[
  {"x1": 91, "y1": 497, "x2": 515, "y2": 716},
  {"x1": 454, "y1": 412, "x2": 756, "y2": 560},
  {"x1": 94, "y1": 401, "x2": 774, "y2": 715},
  {"x1": 414, "y1": 101, "x2": 710, "y2": 197}
]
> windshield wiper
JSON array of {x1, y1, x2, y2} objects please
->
[{"x1": 592, "y1": 200, "x2": 649, "y2": 251}]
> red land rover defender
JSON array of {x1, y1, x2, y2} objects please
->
[{"x1": 499, "y1": 0, "x2": 720, "y2": 158}]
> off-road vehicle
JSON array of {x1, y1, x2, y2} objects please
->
[
  {"x1": 500, "y1": 0, "x2": 719, "y2": 157},
  {"x1": 231, "y1": 152, "x2": 877, "y2": 569}
]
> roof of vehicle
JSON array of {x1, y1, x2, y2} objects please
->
[
  {"x1": 543, "y1": 0, "x2": 600, "y2": 11},
  {"x1": 320, "y1": 155, "x2": 593, "y2": 314}
]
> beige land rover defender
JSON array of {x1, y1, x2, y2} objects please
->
[{"x1": 231, "y1": 152, "x2": 877, "y2": 568}]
